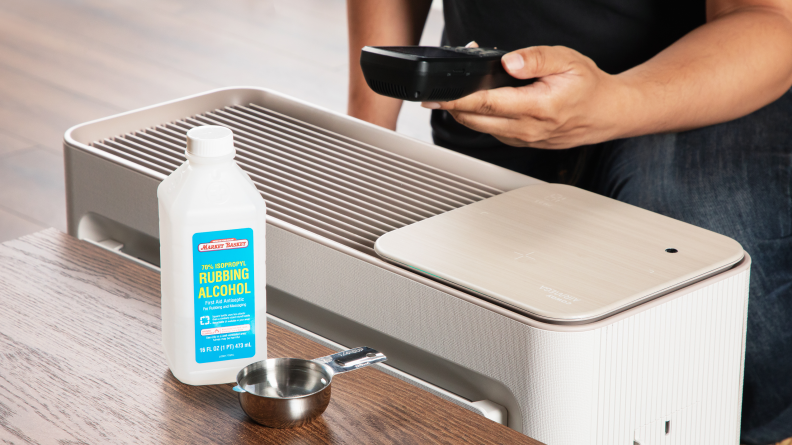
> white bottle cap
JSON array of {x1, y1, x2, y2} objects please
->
[{"x1": 186, "y1": 125, "x2": 235, "y2": 157}]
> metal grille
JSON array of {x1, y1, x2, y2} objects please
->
[
  {"x1": 428, "y1": 87, "x2": 464, "y2": 101},
  {"x1": 368, "y1": 80, "x2": 408, "y2": 99},
  {"x1": 90, "y1": 104, "x2": 502, "y2": 255}
]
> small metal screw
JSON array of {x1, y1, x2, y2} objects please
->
[{"x1": 366, "y1": 353, "x2": 376, "y2": 358}]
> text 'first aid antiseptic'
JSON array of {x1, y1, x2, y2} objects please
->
[{"x1": 158, "y1": 125, "x2": 266, "y2": 385}]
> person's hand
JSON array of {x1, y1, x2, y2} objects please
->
[{"x1": 422, "y1": 45, "x2": 635, "y2": 149}]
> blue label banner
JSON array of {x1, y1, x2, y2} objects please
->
[{"x1": 192, "y1": 228, "x2": 255, "y2": 364}]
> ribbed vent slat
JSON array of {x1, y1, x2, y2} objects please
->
[
  {"x1": 218, "y1": 107, "x2": 479, "y2": 205},
  {"x1": 89, "y1": 104, "x2": 502, "y2": 254},
  {"x1": 91, "y1": 141, "x2": 170, "y2": 176},
  {"x1": 157, "y1": 123, "x2": 422, "y2": 225},
  {"x1": 185, "y1": 115, "x2": 450, "y2": 216},
  {"x1": 170, "y1": 120, "x2": 434, "y2": 221},
  {"x1": 244, "y1": 104, "x2": 500, "y2": 197}
]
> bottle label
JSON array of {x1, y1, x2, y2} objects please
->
[{"x1": 192, "y1": 228, "x2": 256, "y2": 364}]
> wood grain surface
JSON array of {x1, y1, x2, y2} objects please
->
[{"x1": 0, "y1": 229, "x2": 541, "y2": 444}]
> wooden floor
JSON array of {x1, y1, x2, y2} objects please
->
[{"x1": 0, "y1": 0, "x2": 443, "y2": 242}]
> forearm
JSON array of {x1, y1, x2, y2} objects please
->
[
  {"x1": 347, "y1": 0, "x2": 431, "y2": 130},
  {"x1": 617, "y1": 5, "x2": 792, "y2": 137}
]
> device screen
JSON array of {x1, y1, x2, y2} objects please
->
[{"x1": 384, "y1": 47, "x2": 465, "y2": 58}]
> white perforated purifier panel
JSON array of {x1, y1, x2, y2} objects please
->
[
  {"x1": 268, "y1": 225, "x2": 749, "y2": 445},
  {"x1": 594, "y1": 272, "x2": 749, "y2": 445}
]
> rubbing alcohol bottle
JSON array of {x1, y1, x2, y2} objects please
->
[{"x1": 158, "y1": 126, "x2": 266, "y2": 385}]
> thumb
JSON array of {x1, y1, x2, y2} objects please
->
[{"x1": 501, "y1": 46, "x2": 573, "y2": 79}]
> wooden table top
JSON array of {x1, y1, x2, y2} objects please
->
[{"x1": 0, "y1": 229, "x2": 541, "y2": 444}]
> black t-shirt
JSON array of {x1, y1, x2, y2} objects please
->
[{"x1": 432, "y1": 0, "x2": 706, "y2": 151}]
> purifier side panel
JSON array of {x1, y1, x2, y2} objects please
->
[
  {"x1": 596, "y1": 270, "x2": 749, "y2": 445},
  {"x1": 735, "y1": 274, "x2": 750, "y2": 442},
  {"x1": 64, "y1": 145, "x2": 161, "y2": 239},
  {"x1": 267, "y1": 224, "x2": 600, "y2": 443}
]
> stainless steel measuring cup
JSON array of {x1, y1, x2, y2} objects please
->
[{"x1": 232, "y1": 346, "x2": 386, "y2": 428}]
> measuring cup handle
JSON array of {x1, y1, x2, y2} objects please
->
[{"x1": 313, "y1": 346, "x2": 387, "y2": 375}]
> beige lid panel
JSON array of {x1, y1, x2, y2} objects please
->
[{"x1": 375, "y1": 184, "x2": 744, "y2": 323}]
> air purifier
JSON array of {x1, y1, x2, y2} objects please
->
[{"x1": 64, "y1": 87, "x2": 749, "y2": 445}]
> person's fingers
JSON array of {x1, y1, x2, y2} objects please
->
[
  {"x1": 449, "y1": 110, "x2": 570, "y2": 149},
  {"x1": 423, "y1": 85, "x2": 546, "y2": 116},
  {"x1": 449, "y1": 111, "x2": 512, "y2": 134},
  {"x1": 465, "y1": 41, "x2": 479, "y2": 48},
  {"x1": 501, "y1": 46, "x2": 576, "y2": 80},
  {"x1": 448, "y1": 110, "x2": 536, "y2": 139}
]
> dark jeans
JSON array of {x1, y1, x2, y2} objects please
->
[{"x1": 432, "y1": 89, "x2": 792, "y2": 444}]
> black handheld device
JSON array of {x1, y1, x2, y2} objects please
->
[{"x1": 360, "y1": 46, "x2": 534, "y2": 102}]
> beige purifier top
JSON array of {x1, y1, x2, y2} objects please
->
[{"x1": 374, "y1": 184, "x2": 745, "y2": 324}]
